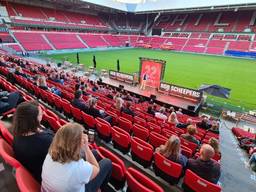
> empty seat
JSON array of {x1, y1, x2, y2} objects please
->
[
  {"x1": 131, "y1": 137, "x2": 154, "y2": 167},
  {"x1": 112, "y1": 126, "x2": 131, "y2": 154},
  {"x1": 134, "y1": 116, "x2": 147, "y2": 127},
  {"x1": 149, "y1": 132, "x2": 168, "y2": 148},
  {"x1": 70, "y1": 106, "x2": 83, "y2": 122},
  {"x1": 98, "y1": 147, "x2": 126, "y2": 189},
  {"x1": 154, "y1": 152, "x2": 183, "y2": 184},
  {"x1": 126, "y1": 167, "x2": 164, "y2": 192},
  {"x1": 132, "y1": 124, "x2": 149, "y2": 141},
  {"x1": 0, "y1": 122, "x2": 14, "y2": 145},
  {"x1": 16, "y1": 166, "x2": 41, "y2": 192},
  {"x1": 95, "y1": 118, "x2": 112, "y2": 142},
  {"x1": 181, "y1": 138, "x2": 198, "y2": 153},
  {"x1": 0, "y1": 139, "x2": 21, "y2": 168},
  {"x1": 82, "y1": 112, "x2": 95, "y2": 129},
  {"x1": 148, "y1": 122, "x2": 161, "y2": 133},
  {"x1": 182, "y1": 169, "x2": 221, "y2": 192},
  {"x1": 118, "y1": 117, "x2": 133, "y2": 133}
]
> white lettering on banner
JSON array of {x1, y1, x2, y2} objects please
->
[{"x1": 170, "y1": 85, "x2": 200, "y2": 98}]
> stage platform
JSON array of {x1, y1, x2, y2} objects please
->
[{"x1": 101, "y1": 77, "x2": 202, "y2": 116}]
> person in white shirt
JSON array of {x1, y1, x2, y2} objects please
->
[
  {"x1": 155, "y1": 107, "x2": 168, "y2": 121},
  {"x1": 41, "y1": 123, "x2": 112, "y2": 192}
]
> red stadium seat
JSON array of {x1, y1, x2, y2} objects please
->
[
  {"x1": 118, "y1": 117, "x2": 133, "y2": 133},
  {"x1": 154, "y1": 153, "x2": 183, "y2": 184},
  {"x1": 149, "y1": 131, "x2": 168, "y2": 148},
  {"x1": 126, "y1": 167, "x2": 164, "y2": 192},
  {"x1": 95, "y1": 118, "x2": 112, "y2": 142},
  {"x1": 16, "y1": 166, "x2": 41, "y2": 192},
  {"x1": 106, "y1": 110, "x2": 118, "y2": 125},
  {"x1": 0, "y1": 122, "x2": 14, "y2": 145},
  {"x1": 132, "y1": 124, "x2": 149, "y2": 141},
  {"x1": 148, "y1": 122, "x2": 161, "y2": 133},
  {"x1": 181, "y1": 138, "x2": 198, "y2": 153},
  {"x1": 0, "y1": 139, "x2": 21, "y2": 168},
  {"x1": 82, "y1": 112, "x2": 95, "y2": 129},
  {"x1": 121, "y1": 112, "x2": 133, "y2": 122},
  {"x1": 134, "y1": 116, "x2": 147, "y2": 127},
  {"x1": 61, "y1": 100, "x2": 72, "y2": 117},
  {"x1": 111, "y1": 126, "x2": 131, "y2": 154},
  {"x1": 98, "y1": 147, "x2": 126, "y2": 189},
  {"x1": 70, "y1": 106, "x2": 82, "y2": 122},
  {"x1": 182, "y1": 169, "x2": 221, "y2": 192},
  {"x1": 54, "y1": 97, "x2": 63, "y2": 111},
  {"x1": 131, "y1": 137, "x2": 154, "y2": 167}
]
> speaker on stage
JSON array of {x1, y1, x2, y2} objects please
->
[
  {"x1": 150, "y1": 94, "x2": 156, "y2": 100},
  {"x1": 187, "y1": 105, "x2": 195, "y2": 111}
]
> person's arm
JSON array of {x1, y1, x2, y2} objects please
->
[{"x1": 82, "y1": 134, "x2": 99, "y2": 180}]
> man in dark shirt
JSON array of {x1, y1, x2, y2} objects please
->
[
  {"x1": 121, "y1": 102, "x2": 134, "y2": 116},
  {"x1": 72, "y1": 90, "x2": 89, "y2": 113},
  {"x1": 197, "y1": 117, "x2": 212, "y2": 130},
  {"x1": 187, "y1": 144, "x2": 221, "y2": 184}
]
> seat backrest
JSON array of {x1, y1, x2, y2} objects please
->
[
  {"x1": 132, "y1": 124, "x2": 149, "y2": 141},
  {"x1": 131, "y1": 137, "x2": 153, "y2": 161},
  {"x1": 16, "y1": 166, "x2": 41, "y2": 192},
  {"x1": 119, "y1": 117, "x2": 133, "y2": 133},
  {"x1": 82, "y1": 112, "x2": 95, "y2": 128},
  {"x1": 147, "y1": 122, "x2": 161, "y2": 133},
  {"x1": 121, "y1": 112, "x2": 133, "y2": 122},
  {"x1": 134, "y1": 116, "x2": 147, "y2": 127},
  {"x1": 95, "y1": 118, "x2": 111, "y2": 136},
  {"x1": 0, "y1": 122, "x2": 14, "y2": 145},
  {"x1": 180, "y1": 138, "x2": 198, "y2": 153},
  {"x1": 149, "y1": 131, "x2": 168, "y2": 148},
  {"x1": 70, "y1": 106, "x2": 82, "y2": 120},
  {"x1": 98, "y1": 147, "x2": 126, "y2": 180},
  {"x1": 183, "y1": 169, "x2": 221, "y2": 192},
  {"x1": 111, "y1": 126, "x2": 131, "y2": 148},
  {"x1": 154, "y1": 152, "x2": 182, "y2": 178},
  {"x1": 126, "y1": 167, "x2": 164, "y2": 192},
  {"x1": 0, "y1": 139, "x2": 21, "y2": 168}
]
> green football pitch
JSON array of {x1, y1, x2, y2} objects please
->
[{"x1": 45, "y1": 48, "x2": 256, "y2": 110}]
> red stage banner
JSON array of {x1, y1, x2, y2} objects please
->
[{"x1": 139, "y1": 58, "x2": 166, "y2": 89}]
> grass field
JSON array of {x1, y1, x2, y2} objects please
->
[{"x1": 45, "y1": 48, "x2": 256, "y2": 110}]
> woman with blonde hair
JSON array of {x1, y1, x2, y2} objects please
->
[
  {"x1": 156, "y1": 135, "x2": 187, "y2": 167},
  {"x1": 115, "y1": 96, "x2": 124, "y2": 111},
  {"x1": 41, "y1": 123, "x2": 112, "y2": 192},
  {"x1": 168, "y1": 112, "x2": 179, "y2": 125},
  {"x1": 208, "y1": 137, "x2": 221, "y2": 155}
]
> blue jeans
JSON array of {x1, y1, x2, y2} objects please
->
[
  {"x1": 249, "y1": 153, "x2": 256, "y2": 165},
  {"x1": 85, "y1": 150, "x2": 112, "y2": 192}
]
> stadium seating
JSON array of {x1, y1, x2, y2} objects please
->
[
  {"x1": 0, "y1": 122, "x2": 13, "y2": 145},
  {"x1": 131, "y1": 137, "x2": 154, "y2": 167},
  {"x1": 182, "y1": 169, "x2": 221, "y2": 192},
  {"x1": 154, "y1": 152, "x2": 183, "y2": 184},
  {"x1": 126, "y1": 167, "x2": 164, "y2": 192},
  {"x1": 112, "y1": 126, "x2": 131, "y2": 154},
  {"x1": 95, "y1": 117, "x2": 112, "y2": 142}
]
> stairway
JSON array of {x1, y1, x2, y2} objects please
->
[
  {"x1": 41, "y1": 34, "x2": 56, "y2": 50},
  {"x1": 76, "y1": 34, "x2": 88, "y2": 48}
]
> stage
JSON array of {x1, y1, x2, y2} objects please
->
[{"x1": 101, "y1": 77, "x2": 202, "y2": 116}]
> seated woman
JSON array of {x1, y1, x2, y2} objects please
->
[
  {"x1": 15, "y1": 66, "x2": 28, "y2": 78},
  {"x1": 156, "y1": 135, "x2": 187, "y2": 168},
  {"x1": 13, "y1": 101, "x2": 54, "y2": 182},
  {"x1": 208, "y1": 137, "x2": 221, "y2": 160},
  {"x1": 208, "y1": 121, "x2": 220, "y2": 134},
  {"x1": 180, "y1": 125, "x2": 200, "y2": 145},
  {"x1": 38, "y1": 76, "x2": 61, "y2": 96},
  {"x1": 168, "y1": 112, "x2": 179, "y2": 125},
  {"x1": 41, "y1": 123, "x2": 112, "y2": 192},
  {"x1": 88, "y1": 97, "x2": 112, "y2": 123},
  {"x1": 115, "y1": 97, "x2": 124, "y2": 111}
]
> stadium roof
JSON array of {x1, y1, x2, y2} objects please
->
[{"x1": 82, "y1": 0, "x2": 256, "y2": 13}]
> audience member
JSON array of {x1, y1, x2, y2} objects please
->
[
  {"x1": 72, "y1": 90, "x2": 89, "y2": 113},
  {"x1": 38, "y1": 76, "x2": 49, "y2": 90},
  {"x1": 121, "y1": 102, "x2": 135, "y2": 116},
  {"x1": 147, "y1": 105, "x2": 155, "y2": 116},
  {"x1": 41, "y1": 123, "x2": 112, "y2": 192},
  {"x1": 0, "y1": 91, "x2": 22, "y2": 114},
  {"x1": 115, "y1": 97, "x2": 124, "y2": 111},
  {"x1": 156, "y1": 135, "x2": 187, "y2": 168},
  {"x1": 13, "y1": 101, "x2": 54, "y2": 182},
  {"x1": 208, "y1": 121, "x2": 220, "y2": 134},
  {"x1": 177, "y1": 118, "x2": 193, "y2": 129},
  {"x1": 187, "y1": 144, "x2": 221, "y2": 184},
  {"x1": 208, "y1": 137, "x2": 221, "y2": 159},
  {"x1": 88, "y1": 97, "x2": 112, "y2": 123},
  {"x1": 168, "y1": 112, "x2": 179, "y2": 125},
  {"x1": 176, "y1": 108, "x2": 183, "y2": 114},
  {"x1": 247, "y1": 152, "x2": 256, "y2": 169},
  {"x1": 15, "y1": 66, "x2": 28, "y2": 78},
  {"x1": 197, "y1": 117, "x2": 211, "y2": 130},
  {"x1": 155, "y1": 107, "x2": 167, "y2": 121},
  {"x1": 180, "y1": 125, "x2": 200, "y2": 145}
]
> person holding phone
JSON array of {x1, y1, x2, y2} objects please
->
[{"x1": 41, "y1": 123, "x2": 112, "y2": 192}]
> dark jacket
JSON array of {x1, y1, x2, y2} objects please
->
[{"x1": 72, "y1": 98, "x2": 88, "y2": 113}]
